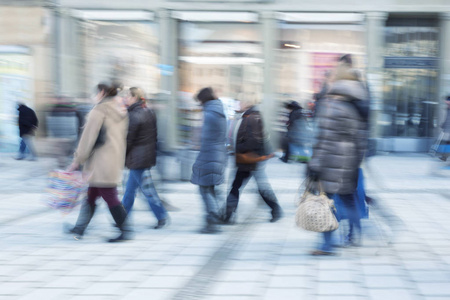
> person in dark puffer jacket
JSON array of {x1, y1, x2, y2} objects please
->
[
  {"x1": 308, "y1": 66, "x2": 368, "y2": 255},
  {"x1": 121, "y1": 87, "x2": 169, "y2": 229},
  {"x1": 191, "y1": 87, "x2": 228, "y2": 234},
  {"x1": 224, "y1": 93, "x2": 283, "y2": 224}
]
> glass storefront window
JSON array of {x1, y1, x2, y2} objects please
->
[
  {"x1": 382, "y1": 20, "x2": 439, "y2": 138},
  {"x1": 276, "y1": 23, "x2": 366, "y2": 107},
  {"x1": 82, "y1": 21, "x2": 159, "y2": 97},
  {"x1": 178, "y1": 21, "x2": 263, "y2": 148}
]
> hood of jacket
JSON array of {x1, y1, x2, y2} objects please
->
[
  {"x1": 204, "y1": 99, "x2": 226, "y2": 117},
  {"x1": 98, "y1": 97, "x2": 128, "y2": 122},
  {"x1": 242, "y1": 105, "x2": 260, "y2": 117},
  {"x1": 127, "y1": 100, "x2": 144, "y2": 113},
  {"x1": 328, "y1": 80, "x2": 368, "y2": 102}
]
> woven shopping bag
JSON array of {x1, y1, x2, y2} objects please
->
[
  {"x1": 295, "y1": 179, "x2": 339, "y2": 232},
  {"x1": 44, "y1": 170, "x2": 87, "y2": 214}
]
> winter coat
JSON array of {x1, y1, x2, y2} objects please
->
[
  {"x1": 287, "y1": 106, "x2": 312, "y2": 146},
  {"x1": 125, "y1": 101, "x2": 157, "y2": 170},
  {"x1": 74, "y1": 97, "x2": 128, "y2": 187},
  {"x1": 442, "y1": 108, "x2": 450, "y2": 134},
  {"x1": 235, "y1": 106, "x2": 271, "y2": 172},
  {"x1": 309, "y1": 77, "x2": 368, "y2": 195},
  {"x1": 191, "y1": 99, "x2": 227, "y2": 186},
  {"x1": 18, "y1": 104, "x2": 38, "y2": 137}
]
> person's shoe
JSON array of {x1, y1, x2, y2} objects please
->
[
  {"x1": 27, "y1": 157, "x2": 37, "y2": 161},
  {"x1": 270, "y1": 208, "x2": 284, "y2": 223},
  {"x1": 154, "y1": 218, "x2": 169, "y2": 229},
  {"x1": 222, "y1": 212, "x2": 236, "y2": 225},
  {"x1": 279, "y1": 156, "x2": 288, "y2": 163},
  {"x1": 108, "y1": 232, "x2": 131, "y2": 243},
  {"x1": 310, "y1": 250, "x2": 336, "y2": 256},
  {"x1": 14, "y1": 156, "x2": 24, "y2": 160},
  {"x1": 200, "y1": 224, "x2": 221, "y2": 234}
]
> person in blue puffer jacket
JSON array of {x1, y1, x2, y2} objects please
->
[{"x1": 191, "y1": 87, "x2": 228, "y2": 234}]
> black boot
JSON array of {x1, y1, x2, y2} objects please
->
[
  {"x1": 66, "y1": 201, "x2": 96, "y2": 240},
  {"x1": 108, "y1": 204, "x2": 131, "y2": 243}
]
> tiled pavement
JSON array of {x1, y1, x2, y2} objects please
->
[{"x1": 0, "y1": 153, "x2": 449, "y2": 300}]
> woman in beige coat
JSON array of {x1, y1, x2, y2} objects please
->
[{"x1": 67, "y1": 82, "x2": 130, "y2": 242}]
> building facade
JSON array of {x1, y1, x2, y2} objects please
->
[{"x1": 1, "y1": 0, "x2": 450, "y2": 152}]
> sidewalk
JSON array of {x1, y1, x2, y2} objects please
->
[{"x1": 0, "y1": 153, "x2": 449, "y2": 300}]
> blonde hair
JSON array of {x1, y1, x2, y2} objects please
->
[
  {"x1": 239, "y1": 92, "x2": 260, "y2": 110},
  {"x1": 129, "y1": 87, "x2": 145, "y2": 101}
]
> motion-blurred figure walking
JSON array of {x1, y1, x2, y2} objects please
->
[
  {"x1": 67, "y1": 82, "x2": 130, "y2": 242},
  {"x1": 308, "y1": 65, "x2": 368, "y2": 255},
  {"x1": 121, "y1": 87, "x2": 169, "y2": 229},
  {"x1": 224, "y1": 93, "x2": 283, "y2": 224},
  {"x1": 191, "y1": 87, "x2": 228, "y2": 234},
  {"x1": 16, "y1": 102, "x2": 38, "y2": 160}
]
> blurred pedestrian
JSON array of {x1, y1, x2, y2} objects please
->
[
  {"x1": 308, "y1": 67, "x2": 368, "y2": 255},
  {"x1": 224, "y1": 93, "x2": 283, "y2": 224},
  {"x1": 438, "y1": 96, "x2": 450, "y2": 161},
  {"x1": 280, "y1": 101, "x2": 312, "y2": 163},
  {"x1": 121, "y1": 87, "x2": 169, "y2": 229},
  {"x1": 66, "y1": 81, "x2": 130, "y2": 242},
  {"x1": 16, "y1": 102, "x2": 38, "y2": 160},
  {"x1": 191, "y1": 87, "x2": 228, "y2": 234}
]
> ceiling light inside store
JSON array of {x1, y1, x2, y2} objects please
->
[{"x1": 284, "y1": 43, "x2": 301, "y2": 49}]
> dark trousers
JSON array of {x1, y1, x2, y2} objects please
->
[
  {"x1": 226, "y1": 167, "x2": 281, "y2": 214},
  {"x1": 87, "y1": 187, "x2": 121, "y2": 208}
]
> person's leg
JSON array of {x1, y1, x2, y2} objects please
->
[
  {"x1": 99, "y1": 188, "x2": 130, "y2": 242},
  {"x1": 253, "y1": 162, "x2": 283, "y2": 222},
  {"x1": 225, "y1": 169, "x2": 251, "y2": 221},
  {"x1": 199, "y1": 186, "x2": 221, "y2": 233},
  {"x1": 339, "y1": 193, "x2": 361, "y2": 245},
  {"x1": 22, "y1": 135, "x2": 37, "y2": 159},
  {"x1": 70, "y1": 187, "x2": 99, "y2": 237},
  {"x1": 16, "y1": 138, "x2": 26, "y2": 159},
  {"x1": 138, "y1": 169, "x2": 168, "y2": 222},
  {"x1": 122, "y1": 169, "x2": 140, "y2": 214}
]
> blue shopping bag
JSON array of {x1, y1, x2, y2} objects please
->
[{"x1": 333, "y1": 168, "x2": 369, "y2": 220}]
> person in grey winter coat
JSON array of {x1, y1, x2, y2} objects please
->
[
  {"x1": 308, "y1": 67, "x2": 368, "y2": 255},
  {"x1": 191, "y1": 87, "x2": 228, "y2": 234},
  {"x1": 121, "y1": 87, "x2": 169, "y2": 229}
]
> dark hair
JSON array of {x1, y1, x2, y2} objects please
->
[
  {"x1": 196, "y1": 87, "x2": 216, "y2": 104},
  {"x1": 284, "y1": 100, "x2": 302, "y2": 110},
  {"x1": 447, "y1": 95, "x2": 450, "y2": 101},
  {"x1": 338, "y1": 54, "x2": 353, "y2": 66},
  {"x1": 97, "y1": 81, "x2": 122, "y2": 97}
]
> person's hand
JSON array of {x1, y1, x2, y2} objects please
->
[
  {"x1": 306, "y1": 166, "x2": 319, "y2": 181},
  {"x1": 66, "y1": 162, "x2": 79, "y2": 172}
]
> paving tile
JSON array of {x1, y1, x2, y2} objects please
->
[
  {"x1": 0, "y1": 282, "x2": 33, "y2": 296},
  {"x1": 166, "y1": 255, "x2": 209, "y2": 266},
  {"x1": 368, "y1": 289, "x2": 417, "y2": 300},
  {"x1": 263, "y1": 288, "x2": 310, "y2": 300},
  {"x1": 316, "y1": 282, "x2": 361, "y2": 296},
  {"x1": 152, "y1": 265, "x2": 200, "y2": 277},
  {"x1": 401, "y1": 260, "x2": 441, "y2": 271},
  {"x1": 209, "y1": 281, "x2": 258, "y2": 296},
  {"x1": 364, "y1": 276, "x2": 410, "y2": 289},
  {"x1": 79, "y1": 282, "x2": 127, "y2": 296},
  {"x1": 417, "y1": 283, "x2": 450, "y2": 296},
  {"x1": 316, "y1": 297, "x2": 366, "y2": 300},
  {"x1": 271, "y1": 265, "x2": 312, "y2": 276},
  {"x1": 267, "y1": 275, "x2": 310, "y2": 289},
  {"x1": 362, "y1": 265, "x2": 402, "y2": 276},
  {"x1": 20, "y1": 288, "x2": 76, "y2": 300},
  {"x1": 215, "y1": 270, "x2": 264, "y2": 282},
  {"x1": 123, "y1": 289, "x2": 177, "y2": 300},
  {"x1": 44, "y1": 276, "x2": 88, "y2": 289},
  {"x1": 138, "y1": 276, "x2": 189, "y2": 289},
  {"x1": 317, "y1": 270, "x2": 355, "y2": 282},
  {"x1": 408, "y1": 270, "x2": 450, "y2": 283},
  {"x1": 317, "y1": 260, "x2": 354, "y2": 271}
]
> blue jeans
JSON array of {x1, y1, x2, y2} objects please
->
[
  {"x1": 199, "y1": 185, "x2": 221, "y2": 224},
  {"x1": 122, "y1": 168, "x2": 167, "y2": 221},
  {"x1": 18, "y1": 135, "x2": 37, "y2": 159}
]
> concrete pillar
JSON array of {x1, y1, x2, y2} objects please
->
[
  {"x1": 365, "y1": 12, "x2": 388, "y2": 139},
  {"x1": 55, "y1": 7, "x2": 82, "y2": 97},
  {"x1": 260, "y1": 11, "x2": 279, "y2": 148},
  {"x1": 158, "y1": 10, "x2": 179, "y2": 151},
  {"x1": 439, "y1": 13, "x2": 450, "y2": 122}
]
